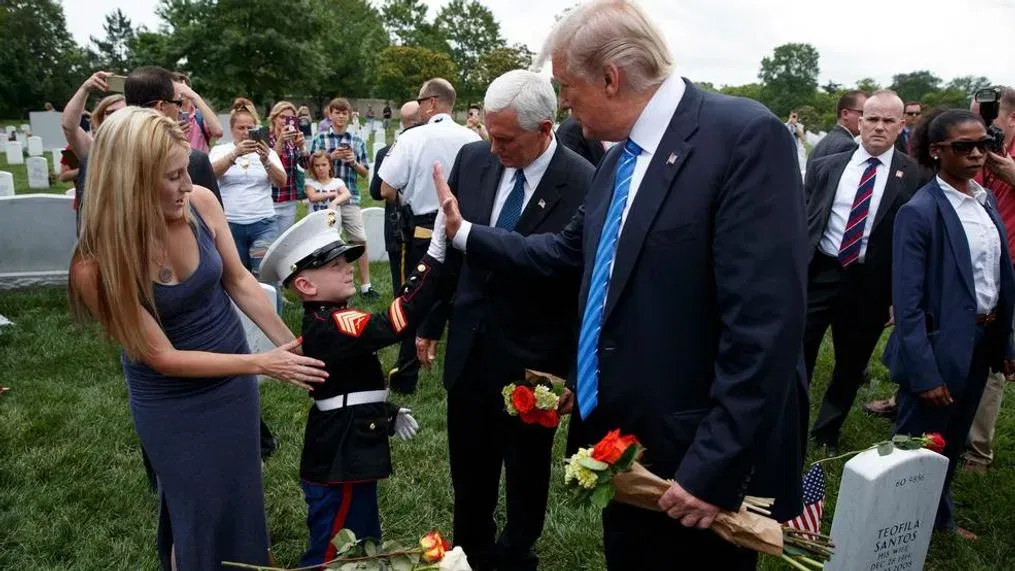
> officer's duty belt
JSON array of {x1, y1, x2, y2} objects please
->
[
  {"x1": 315, "y1": 389, "x2": 389, "y2": 412},
  {"x1": 411, "y1": 211, "x2": 438, "y2": 239}
]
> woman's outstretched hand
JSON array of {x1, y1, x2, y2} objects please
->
[{"x1": 257, "y1": 337, "x2": 328, "y2": 391}]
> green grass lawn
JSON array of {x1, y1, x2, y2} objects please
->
[{"x1": 2, "y1": 275, "x2": 1014, "y2": 570}]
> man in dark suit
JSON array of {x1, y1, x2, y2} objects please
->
[
  {"x1": 894, "y1": 102, "x2": 922, "y2": 155},
  {"x1": 557, "y1": 113, "x2": 605, "y2": 166},
  {"x1": 802, "y1": 90, "x2": 924, "y2": 452},
  {"x1": 371, "y1": 101, "x2": 421, "y2": 386},
  {"x1": 431, "y1": 3, "x2": 808, "y2": 568},
  {"x1": 806, "y1": 90, "x2": 867, "y2": 171},
  {"x1": 415, "y1": 70, "x2": 592, "y2": 571}
]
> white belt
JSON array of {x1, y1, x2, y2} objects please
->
[{"x1": 314, "y1": 389, "x2": 389, "y2": 412}]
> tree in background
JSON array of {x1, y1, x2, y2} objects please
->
[
  {"x1": 855, "y1": 77, "x2": 881, "y2": 93},
  {"x1": 374, "y1": 46, "x2": 457, "y2": 104},
  {"x1": 88, "y1": 9, "x2": 135, "y2": 76},
  {"x1": 0, "y1": 0, "x2": 91, "y2": 117},
  {"x1": 156, "y1": 0, "x2": 327, "y2": 110},
  {"x1": 380, "y1": 0, "x2": 450, "y2": 55},
  {"x1": 475, "y1": 44, "x2": 534, "y2": 96},
  {"x1": 946, "y1": 75, "x2": 992, "y2": 106},
  {"x1": 435, "y1": 0, "x2": 506, "y2": 102},
  {"x1": 889, "y1": 71, "x2": 942, "y2": 104},
  {"x1": 757, "y1": 43, "x2": 820, "y2": 118},
  {"x1": 308, "y1": 0, "x2": 389, "y2": 109}
]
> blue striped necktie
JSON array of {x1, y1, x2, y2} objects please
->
[
  {"x1": 495, "y1": 170, "x2": 526, "y2": 231},
  {"x1": 575, "y1": 139, "x2": 642, "y2": 419},
  {"x1": 838, "y1": 157, "x2": 880, "y2": 267}
]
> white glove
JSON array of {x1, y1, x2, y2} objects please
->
[
  {"x1": 394, "y1": 408, "x2": 419, "y2": 441},
  {"x1": 425, "y1": 208, "x2": 447, "y2": 262}
]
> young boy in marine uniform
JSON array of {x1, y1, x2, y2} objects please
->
[{"x1": 260, "y1": 207, "x2": 448, "y2": 567}]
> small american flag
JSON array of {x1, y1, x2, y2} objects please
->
[{"x1": 783, "y1": 464, "x2": 825, "y2": 534}]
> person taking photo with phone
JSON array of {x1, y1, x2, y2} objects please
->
[
  {"x1": 267, "y1": 101, "x2": 310, "y2": 233},
  {"x1": 309, "y1": 97, "x2": 378, "y2": 299},
  {"x1": 172, "y1": 72, "x2": 224, "y2": 153},
  {"x1": 210, "y1": 98, "x2": 287, "y2": 278}
]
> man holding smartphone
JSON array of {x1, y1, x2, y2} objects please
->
[{"x1": 310, "y1": 97, "x2": 378, "y2": 299}]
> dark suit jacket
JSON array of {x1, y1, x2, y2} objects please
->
[
  {"x1": 806, "y1": 124, "x2": 857, "y2": 171},
  {"x1": 557, "y1": 117, "x2": 604, "y2": 167},
  {"x1": 463, "y1": 81, "x2": 808, "y2": 521},
  {"x1": 419, "y1": 141, "x2": 593, "y2": 389},
  {"x1": 883, "y1": 179, "x2": 1015, "y2": 395},
  {"x1": 804, "y1": 149, "x2": 924, "y2": 315}
]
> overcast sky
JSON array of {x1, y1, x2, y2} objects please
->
[{"x1": 63, "y1": 0, "x2": 1015, "y2": 88}]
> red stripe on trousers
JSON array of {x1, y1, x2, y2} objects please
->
[{"x1": 322, "y1": 482, "x2": 355, "y2": 562}]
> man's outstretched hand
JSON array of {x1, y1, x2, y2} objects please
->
[{"x1": 432, "y1": 161, "x2": 462, "y2": 240}]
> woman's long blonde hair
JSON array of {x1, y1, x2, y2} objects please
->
[{"x1": 69, "y1": 106, "x2": 191, "y2": 360}]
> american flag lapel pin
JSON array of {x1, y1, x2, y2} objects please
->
[
  {"x1": 538, "y1": 198, "x2": 546, "y2": 209},
  {"x1": 667, "y1": 152, "x2": 678, "y2": 165},
  {"x1": 895, "y1": 170, "x2": 903, "y2": 178}
]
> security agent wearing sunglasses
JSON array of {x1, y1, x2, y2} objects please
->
[{"x1": 260, "y1": 207, "x2": 447, "y2": 566}]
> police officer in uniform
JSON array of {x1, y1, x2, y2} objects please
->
[
  {"x1": 260, "y1": 208, "x2": 448, "y2": 567},
  {"x1": 378, "y1": 78, "x2": 481, "y2": 393}
]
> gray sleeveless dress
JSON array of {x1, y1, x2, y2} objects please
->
[{"x1": 122, "y1": 208, "x2": 270, "y2": 570}]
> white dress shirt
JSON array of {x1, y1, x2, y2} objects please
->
[
  {"x1": 819, "y1": 145, "x2": 896, "y2": 261},
  {"x1": 489, "y1": 137, "x2": 557, "y2": 226},
  {"x1": 378, "y1": 112, "x2": 481, "y2": 215},
  {"x1": 454, "y1": 70, "x2": 686, "y2": 250},
  {"x1": 938, "y1": 176, "x2": 1002, "y2": 314}
]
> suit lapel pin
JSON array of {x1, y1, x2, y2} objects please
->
[
  {"x1": 667, "y1": 152, "x2": 678, "y2": 165},
  {"x1": 895, "y1": 170, "x2": 903, "y2": 178},
  {"x1": 538, "y1": 199, "x2": 546, "y2": 209}
]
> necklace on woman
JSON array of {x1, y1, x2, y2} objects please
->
[{"x1": 158, "y1": 266, "x2": 174, "y2": 284}]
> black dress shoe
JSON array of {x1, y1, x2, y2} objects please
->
[{"x1": 360, "y1": 287, "x2": 381, "y2": 300}]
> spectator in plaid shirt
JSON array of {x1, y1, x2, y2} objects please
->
[
  {"x1": 268, "y1": 100, "x2": 310, "y2": 233},
  {"x1": 310, "y1": 97, "x2": 379, "y2": 299}
]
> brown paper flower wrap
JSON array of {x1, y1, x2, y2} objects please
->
[{"x1": 564, "y1": 431, "x2": 834, "y2": 569}]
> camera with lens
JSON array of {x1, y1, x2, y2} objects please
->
[{"x1": 975, "y1": 87, "x2": 1006, "y2": 154}]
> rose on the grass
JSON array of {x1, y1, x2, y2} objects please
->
[
  {"x1": 420, "y1": 530, "x2": 452, "y2": 563},
  {"x1": 511, "y1": 385, "x2": 536, "y2": 415},
  {"x1": 592, "y1": 429, "x2": 639, "y2": 464}
]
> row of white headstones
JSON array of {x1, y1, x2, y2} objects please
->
[{"x1": 2, "y1": 125, "x2": 60, "y2": 195}]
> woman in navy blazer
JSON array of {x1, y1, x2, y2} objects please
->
[{"x1": 883, "y1": 109, "x2": 1015, "y2": 539}]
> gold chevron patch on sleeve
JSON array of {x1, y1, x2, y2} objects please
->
[
  {"x1": 388, "y1": 298, "x2": 408, "y2": 334},
  {"x1": 332, "y1": 309, "x2": 371, "y2": 337}
]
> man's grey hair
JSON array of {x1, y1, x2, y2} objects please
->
[
  {"x1": 536, "y1": 0, "x2": 673, "y2": 94},
  {"x1": 483, "y1": 70, "x2": 557, "y2": 131}
]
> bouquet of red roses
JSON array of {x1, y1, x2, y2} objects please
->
[
  {"x1": 564, "y1": 430, "x2": 835, "y2": 568},
  {"x1": 502, "y1": 369, "x2": 567, "y2": 428}
]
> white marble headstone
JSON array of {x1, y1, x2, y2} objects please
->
[
  {"x1": 0, "y1": 171, "x2": 14, "y2": 197},
  {"x1": 5, "y1": 141, "x2": 24, "y2": 165},
  {"x1": 826, "y1": 447, "x2": 948, "y2": 571},
  {"x1": 15, "y1": 132, "x2": 27, "y2": 148},
  {"x1": 29, "y1": 111, "x2": 67, "y2": 149},
  {"x1": 360, "y1": 206, "x2": 388, "y2": 263},
  {"x1": 26, "y1": 156, "x2": 50, "y2": 189},
  {"x1": 4, "y1": 126, "x2": 14, "y2": 136},
  {"x1": 27, "y1": 136, "x2": 44, "y2": 156},
  {"x1": 375, "y1": 131, "x2": 386, "y2": 148},
  {"x1": 216, "y1": 114, "x2": 233, "y2": 144},
  {"x1": 805, "y1": 131, "x2": 823, "y2": 146},
  {"x1": 231, "y1": 283, "x2": 279, "y2": 381},
  {"x1": 50, "y1": 149, "x2": 62, "y2": 174},
  {"x1": 19, "y1": 124, "x2": 30, "y2": 133}
]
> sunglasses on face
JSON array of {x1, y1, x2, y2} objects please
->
[
  {"x1": 906, "y1": 111, "x2": 921, "y2": 116},
  {"x1": 943, "y1": 139, "x2": 991, "y2": 154}
]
